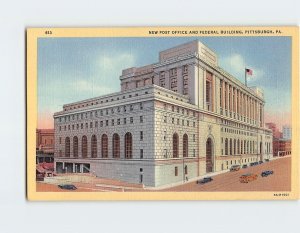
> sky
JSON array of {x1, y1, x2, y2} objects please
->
[{"x1": 38, "y1": 36, "x2": 291, "y2": 130}]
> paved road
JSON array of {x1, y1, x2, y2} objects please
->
[{"x1": 163, "y1": 156, "x2": 291, "y2": 192}]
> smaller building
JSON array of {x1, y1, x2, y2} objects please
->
[
  {"x1": 273, "y1": 139, "x2": 291, "y2": 156},
  {"x1": 36, "y1": 129, "x2": 54, "y2": 163}
]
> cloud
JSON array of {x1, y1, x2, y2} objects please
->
[{"x1": 219, "y1": 53, "x2": 264, "y2": 83}]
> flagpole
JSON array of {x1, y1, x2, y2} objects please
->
[{"x1": 245, "y1": 68, "x2": 247, "y2": 87}]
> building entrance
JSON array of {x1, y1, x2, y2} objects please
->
[{"x1": 206, "y1": 138, "x2": 213, "y2": 173}]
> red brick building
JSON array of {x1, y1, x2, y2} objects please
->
[
  {"x1": 36, "y1": 129, "x2": 54, "y2": 163},
  {"x1": 273, "y1": 139, "x2": 291, "y2": 156}
]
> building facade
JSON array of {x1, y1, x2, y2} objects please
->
[
  {"x1": 53, "y1": 40, "x2": 273, "y2": 187},
  {"x1": 36, "y1": 129, "x2": 54, "y2": 163}
]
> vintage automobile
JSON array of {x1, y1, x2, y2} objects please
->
[
  {"x1": 196, "y1": 177, "x2": 213, "y2": 184},
  {"x1": 239, "y1": 173, "x2": 258, "y2": 183},
  {"x1": 259, "y1": 161, "x2": 264, "y2": 164},
  {"x1": 265, "y1": 159, "x2": 270, "y2": 162},
  {"x1": 242, "y1": 164, "x2": 248, "y2": 169},
  {"x1": 261, "y1": 170, "x2": 274, "y2": 177},
  {"x1": 230, "y1": 165, "x2": 240, "y2": 172},
  {"x1": 58, "y1": 184, "x2": 77, "y2": 190}
]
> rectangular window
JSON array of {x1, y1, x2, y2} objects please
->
[
  {"x1": 187, "y1": 120, "x2": 189, "y2": 126},
  {"x1": 172, "y1": 118, "x2": 174, "y2": 124},
  {"x1": 193, "y1": 149, "x2": 196, "y2": 157},
  {"x1": 68, "y1": 125, "x2": 70, "y2": 130},
  {"x1": 164, "y1": 116, "x2": 167, "y2": 123},
  {"x1": 95, "y1": 121, "x2": 98, "y2": 128},
  {"x1": 159, "y1": 71, "x2": 166, "y2": 87},
  {"x1": 105, "y1": 120, "x2": 108, "y2": 126},
  {"x1": 140, "y1": 103, "x2": 143, "y2": 110},
  {"x1": 100, "y1": 121, "x2": 103, "y2": 127},
  {"x1": 124, "y1": 118, "x2": 127, "y2": 124},
  {"x1": 177, "y1": 119, "x2": 179, "y2": 125},
  {"x1": 183, "y1": 75, "x2": 188, "y2": 95},
  {"x1": 130, "y1": 117, "x2": 133, "y2": 124},
  {"x1": 175, "y1": 167, "x2": 178, "y2": 176},
  {"x1": 170, "y1": 76, "x2": 177, "y2": 92},
  {"x1": 76, "y1": 124, "x2": 79, "y2": 129},
  {"x1": 72, "y1": 125, "x2": 74, "y2": 130},
  {"x1": 140, "y1": 131, "x2": 143, "y2": 141},
  {"x1": 117, "y1": 119, "x2": 120, "y2": 125},
  {"x1": 193, "y1": 134, "x2": 196, "y2": 142},
  {"x1": 140, "y1": 116, "x2": 143, "y2": 123},
  {"x1": 59, "y1": 126, "x2": 61, "y2": 131},
  {"x1": 140, "y1": 149, "x2": 143, "y2": 159},
  {"x1": 85, "y1": 123, "x2": 88, "y2": 129},
  {"x1": 163, "y1": 131, "x2": 167, "y2": 140},
  {"x1": 59, "y1": 137, "x2": 61, "y2": 144},
  {"x1": 90, "y1": 122, "x2": 93, "y2": 128},
  {"x1": 111, "y1": 119, "x2": 114, "y2": 126},
  {"x1": 164, "y1": 149, "x2": 168, "y2": 158}
]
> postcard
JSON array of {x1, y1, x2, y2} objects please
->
[{"x1": 27, "y1": 26, "x2": 299, "y2": 200}]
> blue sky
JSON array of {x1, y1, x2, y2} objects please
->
[{"x1": 38, "y1": 37, "x2": 291, "y2": 129}]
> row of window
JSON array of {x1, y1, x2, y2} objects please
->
[
  {"x1": 163, "y1": 116, "x2": 196, "y2": 127},
  {"x1": 221, "y1": 138, "x2": 272, "y2": 155},
  {"x1": 59, "y1": 116, "x2": 142, "y2": 131},
  {"x1": 60, "y1": 132, "x2": 195, "y2": 159},
  {"x1": 222, "y1": 127, "x2": 256, "y2": 137},
  {"x1": 60, "y1": 103, "x2": 144, "y2": 123},
  {"x1": 64, "y1": 93, "x2": 148, "y2": 111},
  {"x1": 61, "y1": 133, "x2": 134, "y2": 159}
]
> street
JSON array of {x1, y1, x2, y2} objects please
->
[{"x1": 163, "y1": 156, "x2": 291, "y2": 192}]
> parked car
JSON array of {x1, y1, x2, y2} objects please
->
[
  {"x1": 239, "y1": 173, "x2": 258, "y2": 183},
  {"x1": 242, "y1": 164, "x2": 248, "y2": 169},
  {"x1": 259, "y1": 161, "x2": 264, "y2": 164},
  {"x1": 265, "y1": 159, "x2": 270, "y2": 162},
  {"x1": 197, "y1": 177, "x2": 213, "y2": 184},
  {"x1": 230, "y1": 165, "x2": 240, "y2": 172},
  {"x1": 58, "y1": 184, "x2": 77, "y2": 190},
  {"x1": 261, "y1": 170, "x2": 274, "y2": 177}
]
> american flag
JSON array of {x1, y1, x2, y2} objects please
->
[{"x1": 245, "y1": 68, "x2": 253, "y2": 75}]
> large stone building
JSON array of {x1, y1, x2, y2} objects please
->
[{"x1": 53, "y1": 40, "x2": 273, "y2": 187}]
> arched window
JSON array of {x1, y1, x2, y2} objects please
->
[
  {"x1": 237, "y1": 139, "x2": 240, "y2": 154},
  {"x1": 173, "y1": 133, "x2": 179, "y2": 158},
  {"x1": 225, "y1": 138, "x2": 228, "y2": 155},
  {"x1": 82, "y1": 135, "x2": 87, "y2": 158},
  {"x1": 73, "y1": 136, "x2": 78, "y2": 157},
  {"x1": 244, "y1": 141, "x2": 246, "y2": 154},
  {"x1": 183, "y1": 134, "x2": 188, "y2": 157},
  {"x1": 112, "y1": 133, "x2": 120, "y2": 158},
  {"x1": 101, "y1": 134, "x2": 108, "y2": 158},
  {"x1": 91, "y1": 135, "x2": 97, "y2": 158},
  {"x1": 125, "y1": 132, "x2": 132, "y2": 159},
  {"x1": 65, "y1": 137, "x2": 70, "y2": 157},
  {"x1": 230, "y1": 138, "x2": 232, "y2": 155}
]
